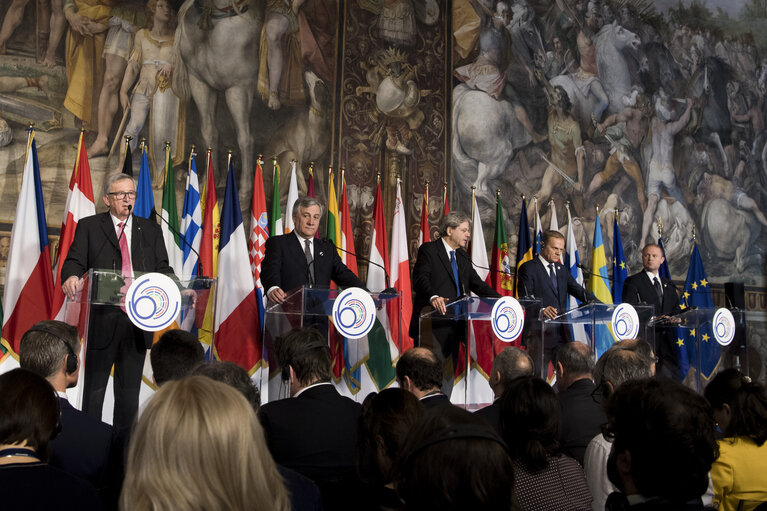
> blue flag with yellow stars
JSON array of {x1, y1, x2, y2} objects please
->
[
  {"x1": 675, "y1": 243, "x2": 718, "y2": 381},
  {"x1": 612, "y1": 216, "x2": 627, "y2": 303}
]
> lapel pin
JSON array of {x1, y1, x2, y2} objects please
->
[{"x1": 319, "y1": 251, "x2": 324, "y2": 257}]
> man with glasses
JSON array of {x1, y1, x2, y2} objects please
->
[{"x1": 61, "y1": 172, "x2": 173, "y2": 430}]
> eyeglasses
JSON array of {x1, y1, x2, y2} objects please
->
[{"x1": 107, "y1": 191, "x2": 137, "y2": 200}]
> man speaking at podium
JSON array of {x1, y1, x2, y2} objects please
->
[
  {"x1": 60, "y1": 173, "x2": 174, "y2": 431},
  {"x1": 262, "y1": 196, "x2": 364, "y2": 304}
]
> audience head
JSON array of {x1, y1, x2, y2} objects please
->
[
  {"x1": 356, "y1": 388, "x2": 423, "y2": 486},
  {"x1": 499, "y1": 375, "x2": 561, "y2": 471},
  {"x1": 19, "y1": 320, "x2": 80, "y2": 389},
  {"x1": 150, "y1": 329, "x2": 205, "y2": 385},
  {"x1": 593, "y1": 340, "x2": 654, "y2": 403},
  {"x1": 397, "y1": 406, "x2": 514, "y2": 510},
  {"x1": 554, "y1": 341, "x2": 595, "y2": 390},
  {"x1": 0, "y1": 368, "x2": 60, "y2": 461},
  {"x1": 396, "y1": 347, "x2": 443, "y2": 399},
  {"x1": 193, "y1": 361, "x2": 261, "y2": 413},
  {"x1": 275, "y1": 327, "x2": 331, "y2": 396},
  {"x1": 489, "y1": 346, "x2": 533, "y2": 397},
  {"x1": 704, "y1": 369, "x2": 767, "y2": 446},
  {"x1": 121, "y1": 376, "x2": 289, "y2": 511},
  {"x1": 605, "y1": 378, "x2": 717, "y2": 504}
]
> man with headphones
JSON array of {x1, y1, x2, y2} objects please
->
[{"x1": 19, "y1": 320, "x2": 118, "y2": 509}]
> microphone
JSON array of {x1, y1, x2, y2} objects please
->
[
  {"x1": 576, "y1": 263, "x2": 615, "y2": 282},
  {"x1": 322, "y1": 238, "x2": 395, "y2": 293},
  {"x1": 152, "y1": 207, "x2": 205, "y2": 278}
]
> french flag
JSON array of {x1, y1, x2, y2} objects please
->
[
  {"x1": 52, "y1": 131, "x2": 95, "y2": 321},
  {"x1": 2, "y1": 130, "x2": 54, "y2": 353},
  {"x1": 213, "y1": 158, "x2": 262, "y2": 372}
]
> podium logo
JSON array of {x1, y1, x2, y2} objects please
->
[
  {"x1": 491, "y1": 296, "x2": 524, "y2": 343},
  {"x1": 611, "y1": 303, "x2": 639, "y2": 341},
  {"x1": 126, "y1": 273, "x2": 181, "y2": 331},
  {"x1": 332, "y1": 287, "x2": 376, "y2": 339},
  {"x1": 713, "y1": 308, "x2": 735, "y2": 346}
]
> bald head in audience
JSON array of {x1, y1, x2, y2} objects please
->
[
  {"x1": 489, "y1": 346, "x2": 534, "y2": 399},
  {"x1": 555, "y1": 342, "x2": 595, "y2": 391},
  {"x1": 396, "y1": 348, "x2": 442, "y2": 399}
]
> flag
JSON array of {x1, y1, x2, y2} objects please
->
[
  {"x1": 566, "y1": 204, "x2": 588, "y2": 342},
  {"x1": 122, "y1": 138, "x2": 133, "y2": 176},
  {"x1": 269, "y1": 160, "x2": 282, "y2": 237},
  {"x1": 612, "y1": 215, "x2": 628, "y2": 304},
  {"x1": 133, "y1": 143, "x2": 155, "y2": 219},
  {"x1": 198, "y1": 150, "x2": 220, "y2": 356},
  {"x1": 1, "y1": 131, "x2": 54, "y2": 354},
  {"x1": 442, "y1": 183, "x2": 450, "y2": 215},
  {"x1": 675, "y1": 243, "x2": 717, "y2": 381},
  {"x1": 470, "y1": 192, "x2": 490, "y2": 285},
  {"x1": 390, "y1": 178, "x2": 413, "y2": 352},
  {"x1": 419, "y1": 183, "x2": 430, "y2": 245},
  {"x1": 513, "y1": 197, "x2": 531, "y2": 297},
  {"x1": 307, "y1": 164, "x2": 316, "y2": 198},
  {"x1": 587, "y1": 213, "x2": 614, "y2": 357},
  {"x1": 180, "y1": 150, "x2": 202, "y2": 279},
  {"x1": 249, "y1": 157, "x2": 269, "y2": 293},
  {"x1": 326, "y1": 168, "x2": 341, "y2": 255},
  {"x1": 284, "y1": 160, "x2": 299, "y2": 234},
  {"x1": 52, "y1": 131, "x2": 95, "y2": 321},
  {"x1": 161, "y1": 144, "x2": 183, "y2": 278},
  {"x1": 549, "y1": 201, "x2": 559, "y2": 231},
  {"x1": 658, "y1": 237, "x2": 672, "y2": 281},
  {"x1": 533, "y1": 200, "x2": 543, "y2": 256},
  {"x1": 339, "y1": 178, "x2": 357, "y2": 274},
  {"x1": 214, "y1": 157, "x2": 263, "y2": 373}
]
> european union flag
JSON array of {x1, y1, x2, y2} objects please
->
[
  {"x1": 675, "y1": 243, "x2": 718, "y2": 381},
  {"x1": 133, "y1": 145, "x2": 155, "y2": 220},
  {"x1": 612, "y1": 216, "x2": 627, "y2": 304}
]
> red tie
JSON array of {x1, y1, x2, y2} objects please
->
[{"x1": 118, "y1": 222, "x2": 132, "y2": 310}]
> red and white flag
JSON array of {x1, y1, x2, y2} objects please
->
[
  {"x1": 419, "y1": 183, "x2": 430, "y2": 246},
  {"x1": 248, "y1": 159, "x2": 269, "y2": 293},
  {"x1": 339, "y1": 178, "x2": 357, "y2": 274},
  {"x1": 390, "y1": 178, "x2": 413, "y2": 352}
]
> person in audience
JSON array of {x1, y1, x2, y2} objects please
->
[
  {"x1": 193, "y1": 361, "x2": 323, "y2": 511},
  {"x1": 121, "y1": 376, "x2": 289, "y2": 511},
  {"x1": 604, "y1": 378, "x2": 718, "y2": 510},
  {"x1": 499, "y1": 375, "x2": 592, "y2": 511},
  {"x1": 19, "y1": 320, "x2": 118, "y2": 509},
  {"x1": 0, "y1": 368, "x2": 102, "y2": 510},
  {"x1": 477, "y1": 346, "x2": 534, "y2": 430},
  {"x1": 149, "y1": 329, "x2": 205, "y2": 386},
  {"x1": 396, "y1": 406, "x2": 514, "y2": 510},
  {"x1": 356, "y1": 388, "x2": 423, "y2": 510},
  {"x1": 259, "y1": 327, "x2": 362, "y2": 510},
  {"x1": 396, "y1": 347, "x2": 452, "y2": 408},
  {"x1": 583, "y1": 340, "x2": 655, "y2": 511},
  {"x1": 704, "y1": 369, "x2": 767, "y2": 511},
  {"x1": 555, "y1": 341, "x2": 605, "y2": 465}
]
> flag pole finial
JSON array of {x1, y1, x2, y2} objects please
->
[
  {"x1": 657, "y1": 216, "x2": 664, "y2": 237},
  {"x1": 376, "y1": 171, "x2": 381, "y2": 184},
  {"x1": 80, "y1": 127, "x2": 86, "y2": 134},
  {"x1": 692, "y1": 225, "x2": 696, "y2": 242},
  {"x1": 596, "y1": 204, "x2": 600, "y2": 214},
  {"x1": 520, "y1": 192, "x2": 524, "y2": 200}
]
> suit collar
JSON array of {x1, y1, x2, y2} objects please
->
[{"x1": 436, "y1": 239, "x2": 458, "y2": 286}]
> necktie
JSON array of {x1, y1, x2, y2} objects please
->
[
  {"x1": 653, "y1": 277, "x2": 663, "y2": 303},
  {"x1": 450, "y1": 250, "x2": 461, "y2": 296},
  {"x1": 118, "y1": 221, "x2": 131, "y2": 310},
  {"x1": 305, "y1": 239, "x2": 315, "y2": 285},
  {"x1": 549, "y1": 263, "x2": 559, "y2": 295}
]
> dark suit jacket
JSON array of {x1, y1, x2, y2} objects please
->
[
  {"x1": 475, "y1": 399, "x2": 502, "y2": 433},
  {"x1": 60, "y1": 212, "x2": 174, "y2": 348},
  {"x1": 50, "y1": 398, "x2": 117, "y2": 508},
  {"x1": 420, "y1": 392, "x2": 453, "y2": 410},
  {"x1": 518, "y1": 258, "x2": 595, "y2": 312},
  {"x1": 410, "y1": 240, "x2": 500, "y2": 338},
  {"x1": 557, "y1": 379, "x2": 606, "y2": 466},
  {"x1": 622, "y1": 272, "x2": 680, "y2": 315},
  {"x1": 259, "y1": 384, "x2": 362, "y2": 482},
  {"x1": 261, "y1": 233, "x2": 364, "y2": 294}
]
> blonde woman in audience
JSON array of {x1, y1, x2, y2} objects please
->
[{"x1": 120, "y1": 376, "x2": 290, "y2": 511}]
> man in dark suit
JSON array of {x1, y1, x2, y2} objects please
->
[
  {"x1": 410, "y1": 211, "x2": 500, "y2": 360},
  {"x1": 622, "y1": 243, "x2": 681, "y2": 379},
  {"x1": 19, "y1": 320, "x2": 118, "y2": 509},
  {"x1": 259, "y1": 327, "x2": 362, "y2": 511},
  {"x1": 518, "y1": 230, "x2": 595, "y2": 320},
  {"x1": 261, "y1": 196, "x2": 363, "y2": 305},
  {"x1": 61, "y1": 173, "x2": 174, "y2": 430},
  {"x1": 396, "y1": 347, "x2": 453, "y2": 409}
]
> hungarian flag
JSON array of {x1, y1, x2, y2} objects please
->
[
  {"x1": 161, "y1": 144, "x2": 183, "y2": 278},
  {"x1": 513, "y1": 197, "x2": 532, "y2": 297},
  {"x1": 389, "y1": 178, "x2": 413, "y2": 352},
  {"x1": 492, "y1": 194, "x2": 514, "y2": 296},
  {"x1": 269, "y1": 159, "x2": 282, "y2": 236},
  {"x1": 52, "y1": 131, "x2": 95, "y2": 321},
  {"x1": 198, "y1": 150, "x2": 221, "y2": 354},
  {"x1": 284, "y1": 160, "x2": 299, "y2": 234},
  {"x1": 419, "y1": 183, "x2": 430, "y2": 245},
  {"x1": 214, "y1": 158, "x2": 263, "y2": 372},
  {"x1": 1, "y1": 130, "x2": 54, "y2": 354}
]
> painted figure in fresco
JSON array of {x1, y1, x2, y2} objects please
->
[
  {"x1": 0, "y1": 0, "x2": 66, "y2": 66},
  {"x1": 87, "y1": 0, "x2": 145, "y2": 157},
  {"x1": 697, "y1": 172, "x2": 767, "y2": 228},
  {"x1": 587, "y1": 91, "x2": 651, "y2": 212},
  {"x1": 0, "y1": 76, "x2": 49, "y2": 146},
  {"x1": 357, "y1": 0, "x2": 438, "y2": 47},
  {"x1": 120, "y1": 0, "x2": 184, "y2": 185},
  {"x1": 62, "y1": 0, "x2": 112, "y2": 126},
  {"x1": 544, "y1": 35, "x2": 574, "y2": 79},
  {"x1": 639, "y1": 96, "x2": 692, "y2": 250}
]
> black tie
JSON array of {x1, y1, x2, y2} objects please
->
[
  {"x1": 305, "y1": 239, "x2": 315, "y2": 285},
  {"x1": 653, "y1": 277, "x2": 663, "y2": 303}
]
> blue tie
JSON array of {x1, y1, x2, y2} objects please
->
[
  {"x1": 450, "y1": 250, "x2": 461, "y2": 297},
  {"x1": 549, "y1": 263, "x2": 559, "y2": 295}
]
